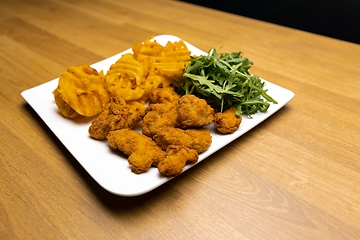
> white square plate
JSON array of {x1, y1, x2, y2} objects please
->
[{"x1": 21, "y1": 35, "x2": 295, "y2": 197}]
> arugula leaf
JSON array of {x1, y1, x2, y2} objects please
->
[{"x1": 177, "y1": 48, "x2": 278, "y2": 117}]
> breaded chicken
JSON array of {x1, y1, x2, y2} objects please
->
[
  {"x1": 176, "y1": 94, "x2": 214, "y2": 128},
  {"x1": 142, "y1": 103, "x2": 178, "y2": 138},
  {"x1": 214, "y1": 107, "x2": 242, "y2": 134},
  {"x1": 88, "y1": 95, "x2": 145, "y2": 140},
  {"x1": 148, "y1": 86, "x2": 180, "y2": 105},
  {"x1": 153, "y1": 127, "x2": 212, "y2": 153},
  {"x1": 107, "y1": 128, "x2": 165, "y2": 173},
  {"x1": 158, "y1": 145, "x2": 198, "y2": 177}
]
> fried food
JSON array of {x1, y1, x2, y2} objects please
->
[
  {"x1": 158, "y1": 145, "x2": 198, "y2": 177},
  {"x1": 214, "y1": 107, "x2": 242, "y2": 134},
  {"x1": 88, "y1": 95, "x2": 145, "y2": 140},
  {"x1": 55, "y1": 64, "x2": 109, "y2": 117},
  {"x1": 153, "y1": 127, "x2": 212, "y2": 153},
  {"x1": 141, "y1": 87, "x2": 180, "y2": 137},
  {"x1": 176, "y1": 94, "x2": 215, "y2": 128},
  {"x1": 152, "y1": 40, "x2": 191, "y2": 82},
  {"x1": 142, "y1": 103, "x2": 178, "y2": 138},
  {"x1": 53, "y1": 86, "x2": 81, "y2": 118},
  {"x1": 148, "y1": 86, "x2": 180, "y2": 105},
  {"x1": 105, "y1": 37, "x2": 191, "y2": 103},
  {"x1": 133, "y1": 36, "x2": 191, "y2": 86},
  {"x1": 107, "y1": 128, "x2": 165, "y2": 173},
  {"x1": 105, "y1": 53, "x2": 151, "y2": 102},
  {"x1": 54, "y1": 36, "x2": 190, "y2": 120},
  {"x1": 132, "y1": 36, "x2": 165, "y2": 59}
]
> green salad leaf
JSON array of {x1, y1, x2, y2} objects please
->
[{"x1": 176, "y1": 48, "x2": 278, "y2": 117}]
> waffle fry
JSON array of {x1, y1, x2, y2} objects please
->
[
  {"x1": 53, "y1": 86, "x2": 81, "y2": 118},
  {"x1": 106, "y1": 53, "x2": 147, "y2": 85},
  {"x1": 153, "y1": 40, "x2": 190, "y2": 80},
  {"x1": 53, "y1": 36, "x2": 191, "y2": 117},
  {"x1": 105, "y1": 53, "x2": 149, "y2": 101},
  {"x1": 53, "y1": 87, "x2": 81, "y2": 118},
  {"x1": 55, "y1": 64, "x2": 109, "y2": 117},
  {"x1": 106, "y1": 36, "x2": 191, "y2": 102},
  {"x1": 132, "y1": 37, "x2": 164, "y2": 58}
]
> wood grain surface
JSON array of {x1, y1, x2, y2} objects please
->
[{"x1": 1, "y1": 0, "x2": 359, "y2": 239}]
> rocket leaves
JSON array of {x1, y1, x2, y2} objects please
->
[{"x1": 177, "y1": 48, "x2": 277, "y2": 117}]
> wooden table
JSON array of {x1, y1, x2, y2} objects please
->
[{"x1": 1, "y1": 0, "x2": 359, "y2": 239}]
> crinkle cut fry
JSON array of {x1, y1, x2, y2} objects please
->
[{"x1": 55, "y1": 64, "x2": 109, "y2": 117}]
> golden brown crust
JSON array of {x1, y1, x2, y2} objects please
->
[
  {"x1": 158, "y1": 145, "x2": 198, "y2": 177},
  {"x1": 176, "y1": 94, "x2": 214, "y2": 128},
  {"x1": 142, "y1": 103, "x2": 178, "y2": 138},
  {"x1": 107, "y1": 129, "x2": 165, "y2": 173},
  {"x1": 214, "y1": 107, "x2": 242, "y2": 134},
  {"x1": 88, "y1": 96, "x2": 145, "y2": 140},
  {"x1": 148, "y1": 86, "x2": 180, "y2": 105},
  {"x1": 153, "y1": 127, "x2": 212, "y2": 153}
]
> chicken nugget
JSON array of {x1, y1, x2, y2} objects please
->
[
  {"x1": 158, "y1": 145, "x2": 198, "y2": 177},
  {"x1": 148, "y1": 86, "x2": 180, "y2": 105},
  {"x1": 89, "y1": 96, "x2": 145, "y2": 140},
  {"x1": 142, "y1": 103, "x2": 178, "y2": 138},
  {"x1": 153, "y1": 127, "x2": 212, "y2": 153},
  {"x1": 214, "y1": 107, "x2": 242, "y2": 134},
  {"x1": 107, "y1": 129, "x2": 165, "y2": 173},
  {"x1": 176, "y1": 94, "x2": 214, "y2": 128}
]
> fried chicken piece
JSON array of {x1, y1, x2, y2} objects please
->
[
  {"x1": 176, "y1": 94, "x2": 214, "y2": 128},
  {"x1": 88, "y1": 95, "x2": 145, "y2": 140},
  {"x1": 158, "y1": 145, "x2": 198, "y2": 177},
  {"x1": 148, "y1": 86, "x2": 180, "y2": 105},
  {"x1": 141, "y1": 87, "x2": 181, "y2": 138},
  {"x1": 107, "y1": 128, "x2": 165, "y2": 173},
  {"x1": 153, "y1": 127, "x2": 212, "y2": 153},
  {"x1": 214, "y1": 107, "x2": 242, "y2": 134},
  {"x1": 142, "y1": 103, "x2": 178, "y2": 138}
]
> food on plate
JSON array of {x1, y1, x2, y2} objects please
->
[
  {"x1": 133, "y1": 37, "x2": 191, "y2": 83},
  {"x1": 105, "y1": 36, "x2": 191, "y2": 102},
  {"x1": 177, "y1": 48, "x2": 277, "y2": 117},
  {"x1": 158, "y1": 145, "x2": 198, "y2": 177},
  {"x1": 150, "y1": 41, "x2": 191, "y2": 81},
  {"x1": 142, "y1": 103, "x2": 178, "y2": 138},
  {"x1": 54, "y1": 64, "x2": 109, "y2": 117},
  {"x1": 51, "y1": 36, "x2": 283, "y2": 177},
  {"x1": 107, "y1": 128, "x2": 166, "y2": 174},
  {"x1": 148, "y1": 86, "x2": 180, "y2": 105},
  {"x1": 153, "y1": 127, "x2": 212, "y2": 153},
  {"x1": 88, "y1": 95, "x2": 145, "y2": 140},
  {"x1": 53, "y1": 36, "x2": 191, "y2": 118},
  {"x1": 132, "y1": 36, "x2": 165, "y2": 59},
  {"x1": 142, "y1": 87, "x2": 180, "y2": 137},
  {"x1": 53, "y1": 87, "x2": 81, "y2": 118},
  {"x1": 105, "y1": 53, "x2": 149, "y2": 102},
  {"x1": 176, "y1": 94, "x2": 214, "y2": 128},
  {"x1": 214, "y1": 107, "x2": 242, "y2": 134}
]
